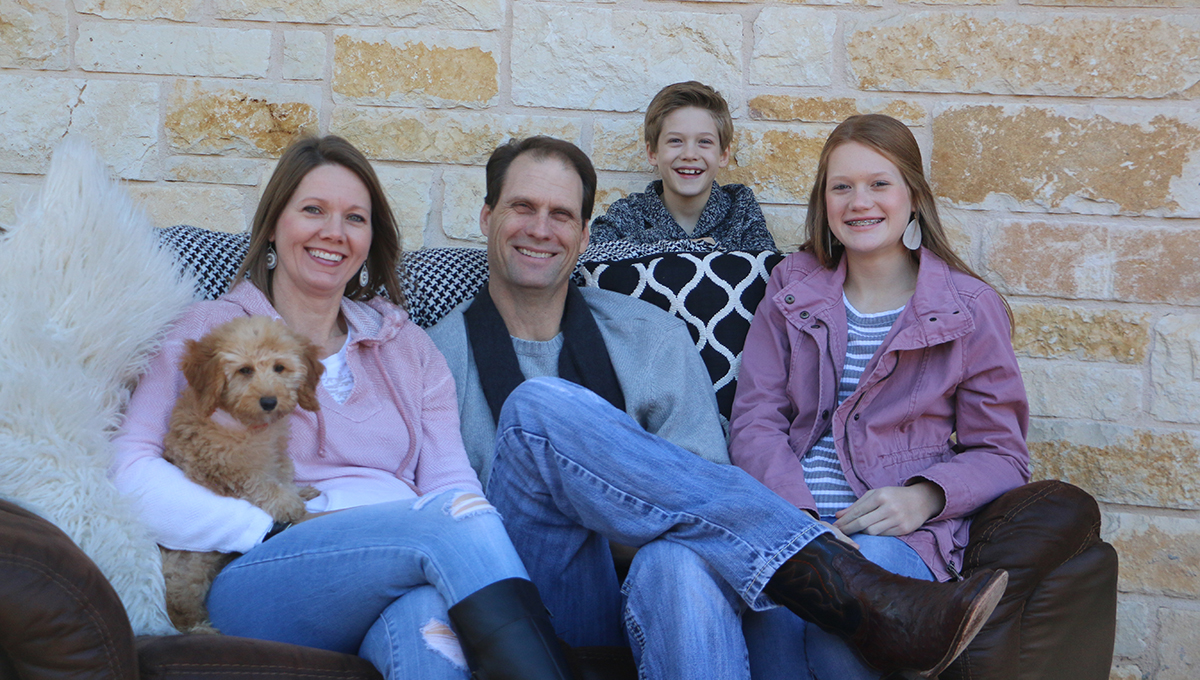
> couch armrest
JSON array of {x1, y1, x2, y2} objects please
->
[
  {"x1": 942, "y1": 480, "x2": 1118, "y2": 680},
  {"x1": 0, "y1": 498, "x2": 138, "y2": 680}
]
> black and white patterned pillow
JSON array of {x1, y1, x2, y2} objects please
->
[
  {"x1": 580, "y1": 250, "x2": 784, "y2": 419},
  {"x1": 401, "y1": 248, "x2": 488, "y2": 329},
  {"x1": 157, "y1": 225, "x2": 249, "y2": 299},
  {"x1": 156, "y1": 225, "x2": 487, "y2": 328}
]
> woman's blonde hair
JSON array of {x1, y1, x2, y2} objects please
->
[{"x1": 235, "y1": 135, "x2": 404, "y2": 307}]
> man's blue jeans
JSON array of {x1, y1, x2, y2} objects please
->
[
  {"x1": 206, "y1": 492, "x2": 528, "y2": 679},
  {"x1": 486, "y1": 377, "x2": 833, "y2": 679}
]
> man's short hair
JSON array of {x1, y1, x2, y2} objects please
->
[
  {"x1": 484, "y1": 136, "x2": 598, "y2": 224},
  {"x1": 643, "y1": 81, "x2": 734, "y2": 153}
]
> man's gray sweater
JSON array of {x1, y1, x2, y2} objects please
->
[{"x1": 427, "y1": 287, "x2": 730, "y2": 488}]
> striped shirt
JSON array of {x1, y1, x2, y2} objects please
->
[{"x1": 803, "y1": 294, "x2": 905, "y2": 517}]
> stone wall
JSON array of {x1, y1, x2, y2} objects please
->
[{"x1": 2, "y1": 0, "x2": 1198, "y2": 676}]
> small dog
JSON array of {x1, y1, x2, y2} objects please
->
[{"x1": 159, "y1": 315, "x2": 323, "y2": 634}]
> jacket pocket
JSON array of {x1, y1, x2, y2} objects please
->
[{"x1": 879, "y1": 443, "x2": 953, "y2": 473}]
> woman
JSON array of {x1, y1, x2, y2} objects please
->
[
  {"x1": 112, "y1": 136, "x2": 571, "y2": 680},
  {"x1": 731, "y1": 115, "x2": 1030, "y2": 679}
]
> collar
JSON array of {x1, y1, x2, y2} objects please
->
[
  {"x1": 647, "y1": 180, "x2": 731, "y2": 238},
  {"x1": 776, "y1": 249, "x2": 975, "y2": 349},
  {"x1": 209, "y1": 408, "x2": 269, "y2": 432}
]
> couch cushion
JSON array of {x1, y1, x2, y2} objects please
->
[
  {"x1": 136, "y1": 635, "x2": 381, "y2": 680},
  {"x1": 579, "y1": 250, "x2": 783, "y2": 419}
]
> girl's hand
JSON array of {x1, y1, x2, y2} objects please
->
[{"x1": 833, "y1": 482, "x2": 946, "y2": 537}]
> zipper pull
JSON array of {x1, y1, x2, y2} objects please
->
[{"x1": 947, "y1": 562, "x2": 964, "y2": 582}]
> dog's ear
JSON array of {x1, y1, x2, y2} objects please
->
[
  {"x1": 180, "y1": 335, "x2": 225, "y2": 417},
  {"x1": 298, "y1": 339, "x2": 324, "y2": 413}
]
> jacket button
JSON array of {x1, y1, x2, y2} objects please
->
[
  {"x1": 784, "y1": 294, "x2": 795, "y2": 304},
  {"x1": 853, "y1": 413, "x2": 860, "y2": 421},
  {"x1": 821, "y1": 410, "x2": 829, "y2": 419},
  {"x1": 799, "y1": 310, "x2": 810, "y2": 319},
  {"x1": 929, "y1": 316, "x2": 937, "y2": 322}
]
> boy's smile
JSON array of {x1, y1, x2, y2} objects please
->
[{"x1": 647, "y1": 106, "x2": 731, "y2": 217}]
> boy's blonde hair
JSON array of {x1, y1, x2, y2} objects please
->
[{"x1": 644, "y1": 81, "x2": 734, "y2": 153}]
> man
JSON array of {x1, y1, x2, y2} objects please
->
[{"x1": 428, "y1": 136, "x2": 1005, "y2": 680}]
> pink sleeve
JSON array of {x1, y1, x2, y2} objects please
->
[
  {"x1": 409, "y1": 330, "x2": 485, "y2": 497},
  {"x1": 110, "y1": 304, "x2": 274, "y2": 553},
  {"x1": 729, "y1": 265, "x2": 818, "y2": 515},
  {"x1": 906, "y1": 287, "x2": 1031, "y2": 521}
]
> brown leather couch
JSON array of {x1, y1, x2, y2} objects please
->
[{"x1": 0, "y1": 479, "x2": 1115, "y2": 680}]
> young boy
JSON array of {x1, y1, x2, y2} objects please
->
[{"x1": 590, "y1": 81, "x2": 776, "y2": 251}]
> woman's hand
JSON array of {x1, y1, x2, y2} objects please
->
[{"x1": 833, "y1": 482, "x2": 946, "y2": 537}]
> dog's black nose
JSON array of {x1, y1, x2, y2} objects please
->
[{"x1": 260, "y1": 397, "x2": 277, "y2": 412}]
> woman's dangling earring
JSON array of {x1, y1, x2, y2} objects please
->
[
  {"x1": 266, "y1": 244, "x2": 278, "y2": 270},
  {"x1": 903, "y1": 216, "x2": 922, "y2": 250},
  {"x1": 359, "y1": 263, "x2": 370, "y2": 288}
]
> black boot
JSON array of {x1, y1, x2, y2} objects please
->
[
  {"x1": 765, "y1": 533, "x2": 1008, "y2": 678},
  {"x1": 448, "y1": 578, "x2": 574, "y2": 680}
]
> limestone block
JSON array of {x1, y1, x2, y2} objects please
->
[
  {"x1": 1102, "y1": 512, "x2": 1200, "y2": 598},
  {"x1": 331, "y1": 108, "x2": 581, "y2": 165},
  {"x1": 333, "y1": 30, "x2": 499, "y2": 108},
  {"x1": 441, "y1": 167, "x2": 486, "y2": 244},
  {"x1": 751, "y1": 8, "x2": 835, "y2": 86},
  {"x1": 1011, "y1": 302, "x2": 1151, "y2": 363},
  {"x1": 901, "y1": 0, "x2": 1001, "y2": 4},
  {"x1": 723, "y1": 123, "x2": 832, "y2": 205},
  {"x1": 933, "y1": 105, "x2": 1200, "y2": 217},
  {"x1": 749, "y1": 95, "x2": 925, "y2": 125},
  {"x1": 77, "y1": 23, "x2": 271, "y2": 77},
  {"x1": 165, "y1": 157, "x2": 272, "y2": 186},
  {"x1": 0, "y1": 0, "x2": 68, "y2": 68},
  {"x1": 284, "y1": 31, "x2": 326, "y2": 81},
  {"x1": 166, "y1": 81, "x2": 320, "y2": 158},
  {"x1": 511, "y1": 4, "x2": 743, "y2": 114},
  {"x1": 1157, "y1": 608, "x2": 1200, "y2": 680},
  {"x1": 761, "y1": 204, "x2": 807, "y2": 253},
  {"x1": 0, "y1": 180, "x2": 37, "y2": 229},
  {"x1": 1110, "y1": 666, "x2": 1143, "y2": 680},
  {"x1": 127, "y1": 183, "x2": 249, "y2": 233},
  {"x1": 374, "y1": 165, "x2": 435, "y2": 252},
  {"x1": 1031, "y1": 421, "x2": 1200, "y2": 510},
  {"x1": 1019, "y1": 359, "x2": 1141, "y2": 421},
  {"x1": 1112, "y1": 229, "x2": 1200, "y2": 305},
  {"x1": 1114, "y1": 599, "x2": 1154, "y2": 659},
  {"x1": 0, "y1": 77, "x2": 76, "y2": 174},
  {"x1": 1026, "y1": 0, "x2": 1195, "y2": 8},
  {"x1": 213, "y1": 0, "x2": 502, "y2": 30},
  {"x1": 0, "y1": 77, "x2": 158, "y2": 180},
  {"x1": 75, "y1": 0, "x2": 200, "y2": 21},
  {"x1": 848, "y1": 13, "x2": 1200, "y2": 99},
  {"x1": 981, "y1": 221, "x2": 1111, "y2": 298},
  {"x1": 593, "y1": 118, "x2": 647, "y2": 173},
  {"x1": 1151, "y1": 315, "x2": 1200, "y2": 425},
  {"x1": 594, "y1": 177, "x2": 650, "y2": 219}
]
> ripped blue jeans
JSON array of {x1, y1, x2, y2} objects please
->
[{"x1": 207, "y1": 491, "x2": 527, "y2": 680}]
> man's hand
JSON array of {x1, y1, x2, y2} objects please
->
[
  {"x1": 833, "y1": 482, "x2": 945, "y2": 537},
  {"x1": 819, "y1": 519, "x2": 860, "y2": 549}
]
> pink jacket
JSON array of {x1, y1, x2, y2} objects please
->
[
  {"x1": 730, "y1": 249, "x2": 1030, "y2": 580},
  {"x1": 111, "y1": 283, "x2": 481, "y2": 553}
]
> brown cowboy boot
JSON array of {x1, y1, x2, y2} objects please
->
[{"x1": 765, "y1": 533, "x2": 1008, "y2": 678}]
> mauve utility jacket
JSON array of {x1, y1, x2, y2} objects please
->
[{"x1": 730, "y1": 248, "x2": 1030, "y2": 581}]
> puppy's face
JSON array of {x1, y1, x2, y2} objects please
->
[{"x1": 182, "y1": 316, "x2": 323, "y2": 427}]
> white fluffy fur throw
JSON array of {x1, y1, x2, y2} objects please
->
[{"x1": 0, "y1": 140, "x2": 195, "y2": 636}]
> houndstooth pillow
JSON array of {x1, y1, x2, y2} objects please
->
[
  {"x1": 156, "y1": 225, "x2": 487, "y2": 328},
  {"x1": 580, "y1": 250, "x2": 783, "y2": 419}
]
